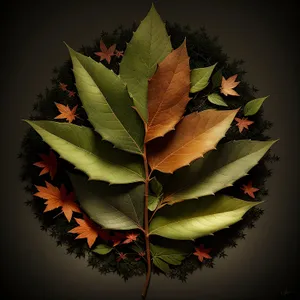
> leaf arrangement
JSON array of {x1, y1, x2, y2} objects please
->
[{"x1": 23, "y1": 4, "x2": 277, "y2": 299}]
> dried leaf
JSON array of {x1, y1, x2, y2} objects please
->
[
  {"x1": 220, "y1": 74, "x2": 240, "y2": 96},
  {"x1": 94, "y1": 40, "x2": 116, "y2": 64},
  {"x1": 146, "y1": 40, "x2": 191, "y2": 142},
  {"x1": 69, "y1": 215, "x2": 99, "y2": 248},
  {"x1": 123, "y1": 233, "x2": 139, "y2": 244},
  {"x1": 54, "y1": 102, "x2": 78, "y2": 123},
  {"x1": 235, "y1": 117, "x2": 254, "y2": 133},
  {"x1": 148, "y1": 109, "x2": 238, "y2": 173},
  {"x1": 115, "y1": 50, "x2": 124, "y2": 58},
  {"x1": 241, "y1": 181, "x2": 259, "y2": 198},
  {"x1": 59, "y1": 82, "x2": 68, "y2": 91},
  {"x1": 34, "y1": 181, "x2": 80, "y2": 222},
  {"x1": 33, "y1": 150, "x2": 57, "y2": 180},
  {"x1": 193, "y1": 244, "x2": 212, "y2": 262}
]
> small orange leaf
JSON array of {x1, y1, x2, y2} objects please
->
[
  {"x1": 241, "y1": 181, "x2": 259, "y2": 198},
  {"x1": 220, "y1": 74, "x2": 240, "y2": 96},
  {"x1": 123, "y1": 233, "x2": 139, "y2": 244},
  {"x1": 59, "y1": 82, "x2": 68, "y2": 91},
  {"x1": 147, "y1": 109, "x2": 238, "y2": 173},
  {"x1": 67, "y1": 90, "x2": 76, "y2": 98},
  {"x1": 69, "y1": 215, "x2": 99, "y2": 248},
  {"x1": 54, "y1": 102, "x2": 78, "y2": 123},
  {"x1": 146, "y1": 40, "x2": 191, "y2": 142},
  {"x1": 235, "y1": 117, "x2": 254, "y2": 133},
  {"x1": 193, "y1": 244, "x2": 212, "y2": 262},
  {"x1": 34, "y1": 181, "x2": 80, "y2": 222},
  {"x1": 33, "y1": 150, "x2": 57, "y2": 180},
  {"x1": 95, "y1": 40, "x2": 116, "y2": 64}
]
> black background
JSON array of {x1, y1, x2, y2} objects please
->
[{"x1": 1, "y1": 1, "x2": 299, "y2": 299}]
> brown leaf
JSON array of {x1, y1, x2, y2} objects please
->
[
  {"x1": 94, "y1": 40, "x2": 116, "y2": 64},
  {"x1": 59, "y1": 82, "x2": 68, "y2": 91},
  {"x1": 115, "y1": 50, "x2": 124, "y2": 58},
  {"x1": 220, "y1": 74, "x2": 240, "y2": 96},
  {"x1": 33, "y1": 150, "x2": 57, "y2": 180},
  {"x1": 34, "y1": 181, "x2": 80, "y2": 222},
  {"x1": 54, "y1": 102, "x2": 78, "y2": 123},
  {"x1": 241, "y1": 181, "x2": 259, "y2": 198},
  {"x1": 68, "y1": 215, "x2": 99, "y2": 248},
  {"x1": 235, "y1": 117, "x2": 254, "y2": 133},
  {"x1": 147, "y1": 109, "x2": 239, "y2": 173},
  {"x1": 145, "y1": 40, "x2": 191, "y2": 142},
  {"x1": 122, "y1": 232, "x2": 139, "y2": 244}
]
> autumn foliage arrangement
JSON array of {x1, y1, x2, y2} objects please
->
[{"x1": 21, "y1": 4, "x2": 278, "y2": 299}]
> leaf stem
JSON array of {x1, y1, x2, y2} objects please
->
[{"x1": 141, "y1": 144, "x2": 151, "y2": 300}]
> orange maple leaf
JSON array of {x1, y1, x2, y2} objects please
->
[
  {"x1": 235, "y1": 117, "x2": 254, "y2": 133},
  {"x1": 193, "y1": 244, "x2": 212, "y2": 262},
  {"x1": 123, "y1": 233, "x2": 139, "y2": 244},
  {"x1": 54, "y1": 102, "x2": 78, "y2": 123},
  {"x1": 59, "y1": 82, "x2": 68, "y2": 91},
  {"x1": 95, "y1": 40, "x2": 116, "y2": 64},
  {"x1": 241, "y1": 181, "x2": 259, "y2": 198},
  {"x1": 69, "y1": 215, "x2": 99, "y2": 248},
  {"x1": 220, "y1": 74, "x2": 240, "y2": 96},
  {"x1": 34, "y1": 181, "x2": 80, "y2": 222},
  {"x1": 115, "y1": 50, "x2": 124, "y2": 58},
  {"x1": 33, "y1": 150, "x2": 57, "y2": 180}
]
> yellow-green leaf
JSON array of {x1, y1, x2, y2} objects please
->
[
  {"x1": 24, "y1": 120, "x2": 145, "y2": 184},
  {"x1": 190, "y1": 63, "x2": 217, "y2": 93},
  {"x1": 207, "y1": 93, "x2": 228, "y2": 107},
  {"x1": 244, "y1": 96, "x2": 269, "y2": 116},
  {"x1": 149, "y1": 195, "x2": 261, "y2": 240},
  {"x1": 66, "y1": 45, "x2": 144, "y2": 155},
  {"x1": 119, "y1": 4, "x2": 172, "y2": 121}
]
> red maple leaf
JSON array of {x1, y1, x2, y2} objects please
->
[
  {"x1": 115, "y1": 50, "x2": 124, "y2": 58},
  {"x1": 68, "y1": 90, "x2": 76, "y2": 97},
  {"x1": 59, "y1": 82, "x2": 68, "y2": 91},
  {"x1": 241, "y1": 181, "x2": 259, "y2": 198},
  {"x1": 54, "y1": 102, "x2": 78, "y2": 123},
  {"x1": 68, "y1": 215, "x2": 99, "y2": 248},
  {"x1": 117, "y1": 252, "x2": 127, "y2": 262},
  {"x1": 235, "y1": 117, "x2": 254, "y2": 133},
  {"x1": 33, "y1": 150, "x2": 57, "y2": 180},
  {"x1": 95, "y1": 40, "x2": 116, "y2": 64},
  {"x1": 123, "y1": 232, "x2": 139, "y2": 244},
  {"x1": 135, "y1": 251, "x2": 146, "y2": 261},
  {"x1": 193, "y1": 244, "x2": 212, "y2": 262},
  {"x1": 34, "y1": 181, "x2": 80, "y2": 222}
]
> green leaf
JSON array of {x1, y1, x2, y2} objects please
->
[
  {"x1": 148, "y1": 195, "x2": 160, "y2": 211},
  {"x1": 68, "y1": 173, "x2": 144, "y2": 230},
  {"x1": 149, "y1": 195, "x2": 261, "y2": 240},
  {"x1": 24, "y1": 120, "x2": 145, "y2": 184},
  {"x1": 149, "y1": 177, "x2": 163, "y2": 196},
  {"x1": 212, "y1": 69, "x2": 222, "y2": 89},
  {"x1": 163, "y1": 140, "x2": 277, "y2": 204},
  {"x1": 190, "y1": 63, "x2": 217, "y2": 93},
  {"x1": 244, "y1": 96, "x2": 269, "y2": 116},
  {"x1": 207, "y1": 93, "x2": 228, "y2": 107},
  {"x1": 153, "y1": 257, "x2": 170, "y2": 273},
  {"x1": 66, "y1": 45, "x2": 144, "y2": 155},
  {"x1": 150, "y1": 244, "x2": 187, "y2": 265},
  {"x1": 119, "y1": 4, "x2": 172, "y2": 121},
  {"x1": 93, "y1": 244, "x2": 113, "y2": 255}
]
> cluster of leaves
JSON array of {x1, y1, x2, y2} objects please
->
[{"x1": 19, "y1": 5, "x2": 279, "y2": 283}]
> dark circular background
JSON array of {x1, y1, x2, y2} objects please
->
[{"x1": 1, "y1": 1, "x2": 299, "y2": 299}]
